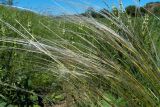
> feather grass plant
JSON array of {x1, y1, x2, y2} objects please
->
[{"x1": 0, "y1": 1, "x2": 160, "y2": 107}]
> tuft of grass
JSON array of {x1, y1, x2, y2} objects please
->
[{"x1": 0, "y1": 2, "x2": 160, "y2": 107}]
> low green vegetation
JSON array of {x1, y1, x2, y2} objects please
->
[{"x1": 0, "y1": 2, "x2": 160, "y2": 107}]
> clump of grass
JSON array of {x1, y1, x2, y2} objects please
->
[{"x1": 0, "y1": 1, "x2": 160, "y2": 107}]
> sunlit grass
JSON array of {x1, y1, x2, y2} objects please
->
[{"x1": 0, "y1": 2, "x2": 160, "y2": 107}]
